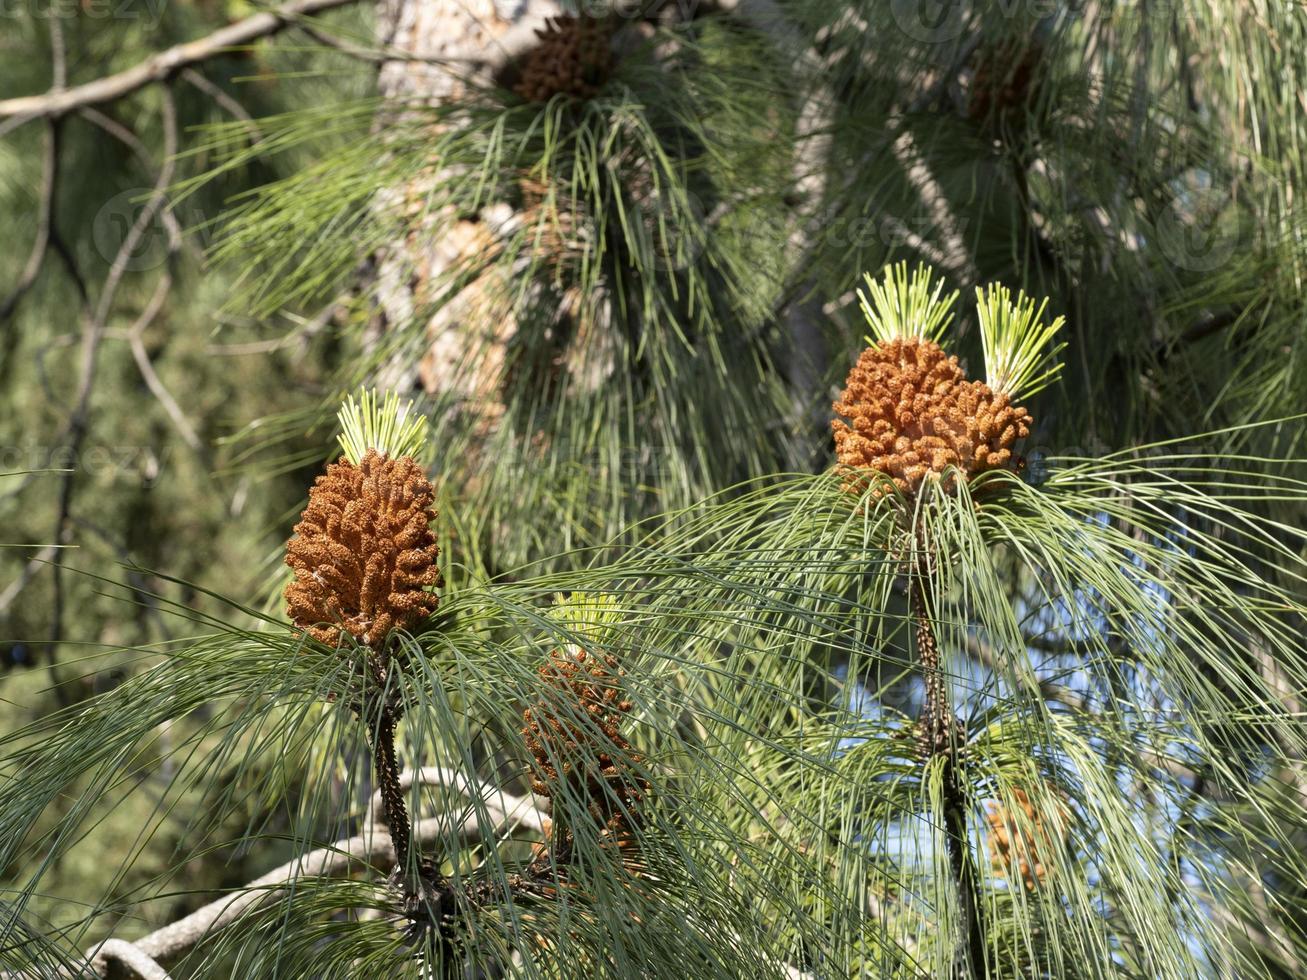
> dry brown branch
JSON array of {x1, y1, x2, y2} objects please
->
[{"x1": 0, "y1": 0, "x2": 363, "y2": 121}]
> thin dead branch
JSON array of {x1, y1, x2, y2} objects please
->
[{"x1": 0, "y1": 0, "x2": 364, "y2": 120}]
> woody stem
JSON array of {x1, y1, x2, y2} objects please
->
[
  {"x1": 910, "y1": 556, "x2": 986, "y2": 980},
  {"x1": 367, "y1": 699, "x2": 412, "y2": 874}
]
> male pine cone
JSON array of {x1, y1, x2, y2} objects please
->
[
  {"x1": 985, "y1": 788, "x2": 1066, "y2": 891},
  {"x1": 522, "y1": 648, "x2": 649, "y2": 847},
  {"x1": 832, "y1": 338, "x2": 1032, "y2": 495},
  {"x1": 285, "y1": 449, "x2": 441, "y2": 648}
]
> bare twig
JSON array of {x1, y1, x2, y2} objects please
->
[
  {"x1": 91, "y1": 92, "x2": 179, "y2": 331},
  {"x1": 81, "y1": 105, "x2": 198, "y2": 453},
  {"x1": 0, "y1": 0, "x2": 364, "y2": 120},
  {"x1": 0, "y1": 113, "x2": 36, "y2": 139},
  {"x1": 205, "y1": 296, "x2": 341, "y2": 355},
  {"x1": 77, "y1": 108, "x2": 189, "y2": 261},
  {"x1": 0, "y1": 120, "x2": 57, "y2": 324},
  {"x1": 179, "y1": 68, "x2": 263, "y2": 143},
  {"x1": 294, "y1": 18, "x2": 388, "y2": 61},
  {"x1": 45, "y1": 87, "x2": 180, "y2": 698},
  {"x1": 127, "y1": 276, "x2": 202, "y2": 451}
]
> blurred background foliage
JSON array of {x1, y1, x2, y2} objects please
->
[{"x1": 0, "y1": 0, "x2": 375, "y2": 941}]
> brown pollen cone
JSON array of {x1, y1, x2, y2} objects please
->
[
  {"x1": 985, "y1": 788, "x2": 1065, "y2": 891},
  {"x1": 285, "y1": 449, "x2": 441, "y2": 648},
  {"x1": 513, "y1": 15, "x2": 614, "y2": 103},
  {"x1": 832, "y1": 337, "x2": 1032, "y2": 496},
  {"x1": 522, "y1": 648, "x2": 649, "y2": 853}
]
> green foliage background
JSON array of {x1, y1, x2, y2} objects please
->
[{"x1": 0, "y1": 0, "x2": 376, "y2": 944}]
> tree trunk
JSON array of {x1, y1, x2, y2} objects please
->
[{"x1": 370, "y1": 0, "x2": 558, "y2": 399}]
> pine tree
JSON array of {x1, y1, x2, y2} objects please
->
[{"x1": 1, "y1": 2, "x2": 1306, "y2": 978}]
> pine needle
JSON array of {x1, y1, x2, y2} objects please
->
[
  {"x1": 975, "y1": 283, "x2": 1067, "y2": 400},
  {"x1": 858, "y1": 261, "x2": 959, "y2": 346},
  {"x1": 337, "y1": 389, "x2": 428, "y2": 463}
]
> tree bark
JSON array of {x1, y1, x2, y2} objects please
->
[{"x1": 369, "y1": 0, "x2": 559, "y2": 400}]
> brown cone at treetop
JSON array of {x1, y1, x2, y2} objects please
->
[
  {"x1": 832, "y1": 337, "x2": 1032, "y2": 496},
  {"x1": 285, "y1": 449, "x2": 441, "y2": 648},
  {"x1": 514, "y1": 14, "x2": 614, "y2": 103}
]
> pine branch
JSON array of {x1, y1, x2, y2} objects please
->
[
  {"x1": 86, "y1": 941, "x2": 170, "y2": 980},
  {"x1": 44, "y1": 770, "x2": 545, "y2": 980},
  {"x1": 124, "y1": 281, "x2": 203, "y2": 452},
  {"x1": 364, "y1": 693, "x2": 414, "y2": 872}
]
